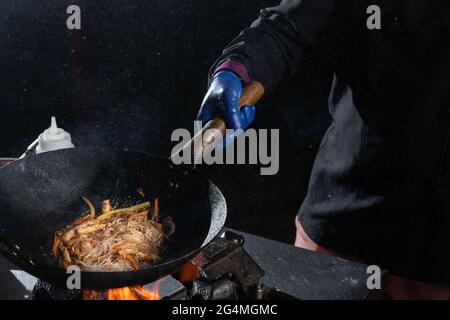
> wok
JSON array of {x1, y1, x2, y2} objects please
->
[{"x1": 0, "y1": 148, "x2": 226, "y2": 289}]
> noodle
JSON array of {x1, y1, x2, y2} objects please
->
[{"x1": 52, "y1": 198, "x2": 173, "y2": 272}]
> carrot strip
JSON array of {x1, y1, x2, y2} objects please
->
[
  {"x1": 52, "y1": 233, "x2": 60, "y2": 257},
  {"x1": 130, "y1": 210, "x2": 149, "y2": 218},
  {"x1": 152, "y1": 198, "x2": 159, "y2": 221},
  {"x1": 126, "y1": 256, "x2": 139, "y2": 270}
]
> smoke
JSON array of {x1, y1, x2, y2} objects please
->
[{"x1": 71, "y1": 103, "x2": 169, "y2": 156}]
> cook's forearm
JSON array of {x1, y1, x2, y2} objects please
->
[{"x1": 210, "y1": 0, "x2": 342, "y2": 93}]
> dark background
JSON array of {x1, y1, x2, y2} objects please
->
[{"x1": 0, "y1": 0, "x2": 332, "y2": 243}]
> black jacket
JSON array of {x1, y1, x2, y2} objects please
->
[{"x1": 212, "y1": 0, "x2": 450, "y2": 283}]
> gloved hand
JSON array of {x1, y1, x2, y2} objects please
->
[{"x1": 197, "y1": 71, "x2": 256, "y2": 147}]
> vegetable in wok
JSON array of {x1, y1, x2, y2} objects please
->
[{"x1": 52, "y1": 196, "x2": 175, "y2": 272}]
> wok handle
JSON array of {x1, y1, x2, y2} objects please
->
[{"x1": 204, "y1": 80, "x2": 265, "y2": 142}]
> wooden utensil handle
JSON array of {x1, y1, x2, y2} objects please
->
[
  {"x1": 237, "y1": 80, "x2": 265, "y2": 109},
  {"x1": 208, "y1": 80, "x2": 265, "y2": 136}
]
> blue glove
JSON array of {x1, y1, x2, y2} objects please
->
[{"x1": 197, "y1": 71, "x2": 256, "y2": 147}]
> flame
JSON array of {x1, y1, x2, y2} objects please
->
[
  {"x1": 83, "y1": 282, "x2": 160, "y2": 300},
  {"x1": 176, "y1": 253, "x2": 203, "y2": 285},
  {"x1": 82, "y1": 253, "x2": 204, "y2": 300}
]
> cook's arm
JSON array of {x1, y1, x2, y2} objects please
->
[
  {"x1": 210, "y1": 0, "x2": 343, "y2": 93},
  {"x1": 198, "y1": 0, "x2": 343, "y2": 136}
]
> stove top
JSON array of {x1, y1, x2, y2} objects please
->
[{"x1": 0, "y1": 228, "x2": 376, "y2": 300}]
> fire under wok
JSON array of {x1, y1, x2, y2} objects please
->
[{"x1": 0, "y1": 148, "x2": 226, "y2": 289}]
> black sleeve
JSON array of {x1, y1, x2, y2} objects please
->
[{"x1": 210, "y1": 0, "x2": 343, "y2": 93}]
